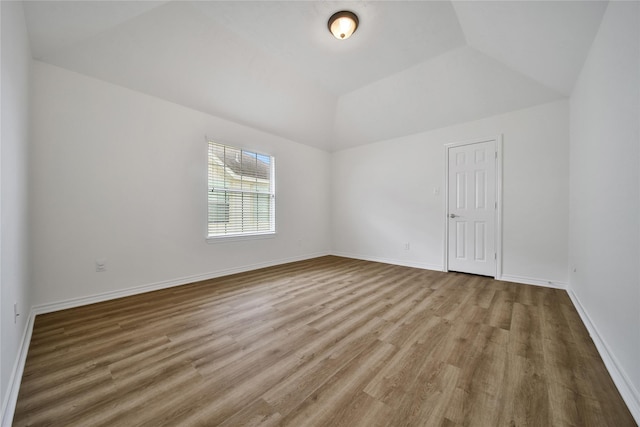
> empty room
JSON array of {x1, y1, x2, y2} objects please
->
[{"x1": 1, "y1": 0, "x2": 639, "y2": 425}]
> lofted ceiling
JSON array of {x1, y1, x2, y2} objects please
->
[{"x1": 22, "y1": 1, "x2": 608, "y2": 151}]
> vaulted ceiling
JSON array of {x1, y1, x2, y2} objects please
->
[{"x1": 23, "y1": 1, "x2": 608, "y2": 151}]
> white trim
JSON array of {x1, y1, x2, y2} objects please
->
[
  {"x1": 32, "y1": 252, "x2": 571, "y2": 316},
  {"x1": 499, "y1": 274, "x2": 567, "y2": 289},
  {"x1": 206, "y1": 140, "x2": 277, "y2": 241},
  {"x1": 1, "y1": 309, "x2": 35, "y2": 427},
  {"x1": 5, "y1": 254, "x2": 635, "y2": 426},
  {"x1": 206, "y1": 231, "x2": 276, "y2": 244},
  {"x1": 331, "y1": 252, "x2": 445, "y2": 272},
  {"x1": 567, "y1": 288, "x2": 640, "y2": 424},
  {"x1": 443, "y1": 144, "x2": 449, "y2": 273},
  {"x1": 32, "y1": 252, "x2": 329, "y2": 315},
  {"x1": 331, "y1": 252, "x2": 568, "y2": 290},
  {"x1": 0, "y1": 252, "x2": 331, "y2": 427},
  {"x1": 495, "y1": 135, "x2": 504, "y2": 280},
  {"x1": 443, "y1": 135, "x2": 503, "y2": 279},
  {"x1": 0, "y1": 252, "x2": 324, "y2": 423},
  {"x1": 0, "y1": 0, "x2": 4, "y2": 419}
]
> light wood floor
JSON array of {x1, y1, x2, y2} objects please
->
[{"x1": 14, "y1": 256, "x2": 635, "y2": 426}]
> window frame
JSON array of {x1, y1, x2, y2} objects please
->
[{"x1": 206, "y1": 141, "x2": 276, "y2": 241}]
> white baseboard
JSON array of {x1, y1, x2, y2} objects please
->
[
  {"x1": 29, "y1": 253, "x2": 568, "y2": 317},
  {"x1": 4, "y1": 254, "x2": 635, "y2": 425},
  {"x1": 0, "y1": 252, "x2": 329, "y2": 425},
  {"x1": 331, "y1": 251, "x2": 445, "y2": 273},
  {"x1": 331, "y1": 254, "x2": 570, "y2": 291},
  {"x1": 499, "y1": 273, "x2": 567, "y2": 289},
  {"x1": 33, "y1": 252, "x2": 330, "y2": 315},
  {"x1": 1, "y1": 309, "x2": 36, "y2": 427},
  {"x1": 566, "y1": 288, "x2": 640, "y2": 424}
]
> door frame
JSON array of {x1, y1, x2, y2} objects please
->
[{"x1": 443, "y1": 135, "x2": 503, "y2": 279}]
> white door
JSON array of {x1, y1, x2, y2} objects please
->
[{"x1": 446, "y1": 140, "x2": 497, "y2": 277}]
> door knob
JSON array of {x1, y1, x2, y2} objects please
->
[{"x1": 449, "y1": 213, "x2": 458, "y2": 218}]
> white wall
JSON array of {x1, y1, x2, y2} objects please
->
[
  {"x1": 8, "y1": 1, "x2": 639, "y2": 422},
  {"x1": 332, "y1": 99, "x2": 570, "y2": 286},
  {"x1": 569, "y1": 0, "x2": 640, "y2": 417},
  {"x1": 0, "y1": 0, "x2": 31, "y2": 419},
  {"x1": 333, "y1": 46, "x2": 562, "y2": 148},
  {"x1": 30, "y1": 61, "x2": 331, "y2": 307}
]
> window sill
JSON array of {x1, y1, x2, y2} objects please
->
[{"x1": 206, "y1": 231, "x2": 276, "y2": 244}]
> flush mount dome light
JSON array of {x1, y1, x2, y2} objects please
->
[{"x1": 328, "y1": 11, "x2": 359, "y2": 40}]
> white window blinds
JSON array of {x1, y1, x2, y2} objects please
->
[{"x1": 208, "y1": 142, "x2": 275, "y2": 238}]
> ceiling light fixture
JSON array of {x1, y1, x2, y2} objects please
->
[{"x1": 328, "y1": 11, "x2": 359, "y2": 40}]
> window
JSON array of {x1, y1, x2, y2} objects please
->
[{"x1": 207, "y1": 141, "x2": 275, "y2": 238}]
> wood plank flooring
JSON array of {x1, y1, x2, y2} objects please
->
[{"x1": 13, "y1": 256, "x2": 636, "y2": 426}]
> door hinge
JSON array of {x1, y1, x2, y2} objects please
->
[
  {"x1": 495, "y1": 151, "x2": 498, "y2": 159},
  {"x1": 495, "y1": 201, "x2": 497, "y2": 209},
  {"x1": 494, "y1": 253, "x2": 497, "y2": 260}
]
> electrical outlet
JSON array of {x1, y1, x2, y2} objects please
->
[
  {"x1": 96, "y1": 258, "x2": 107, "y2": 272},
  {"x1": 404, "y1": 242, "x2": 410, "y2": 250}
]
